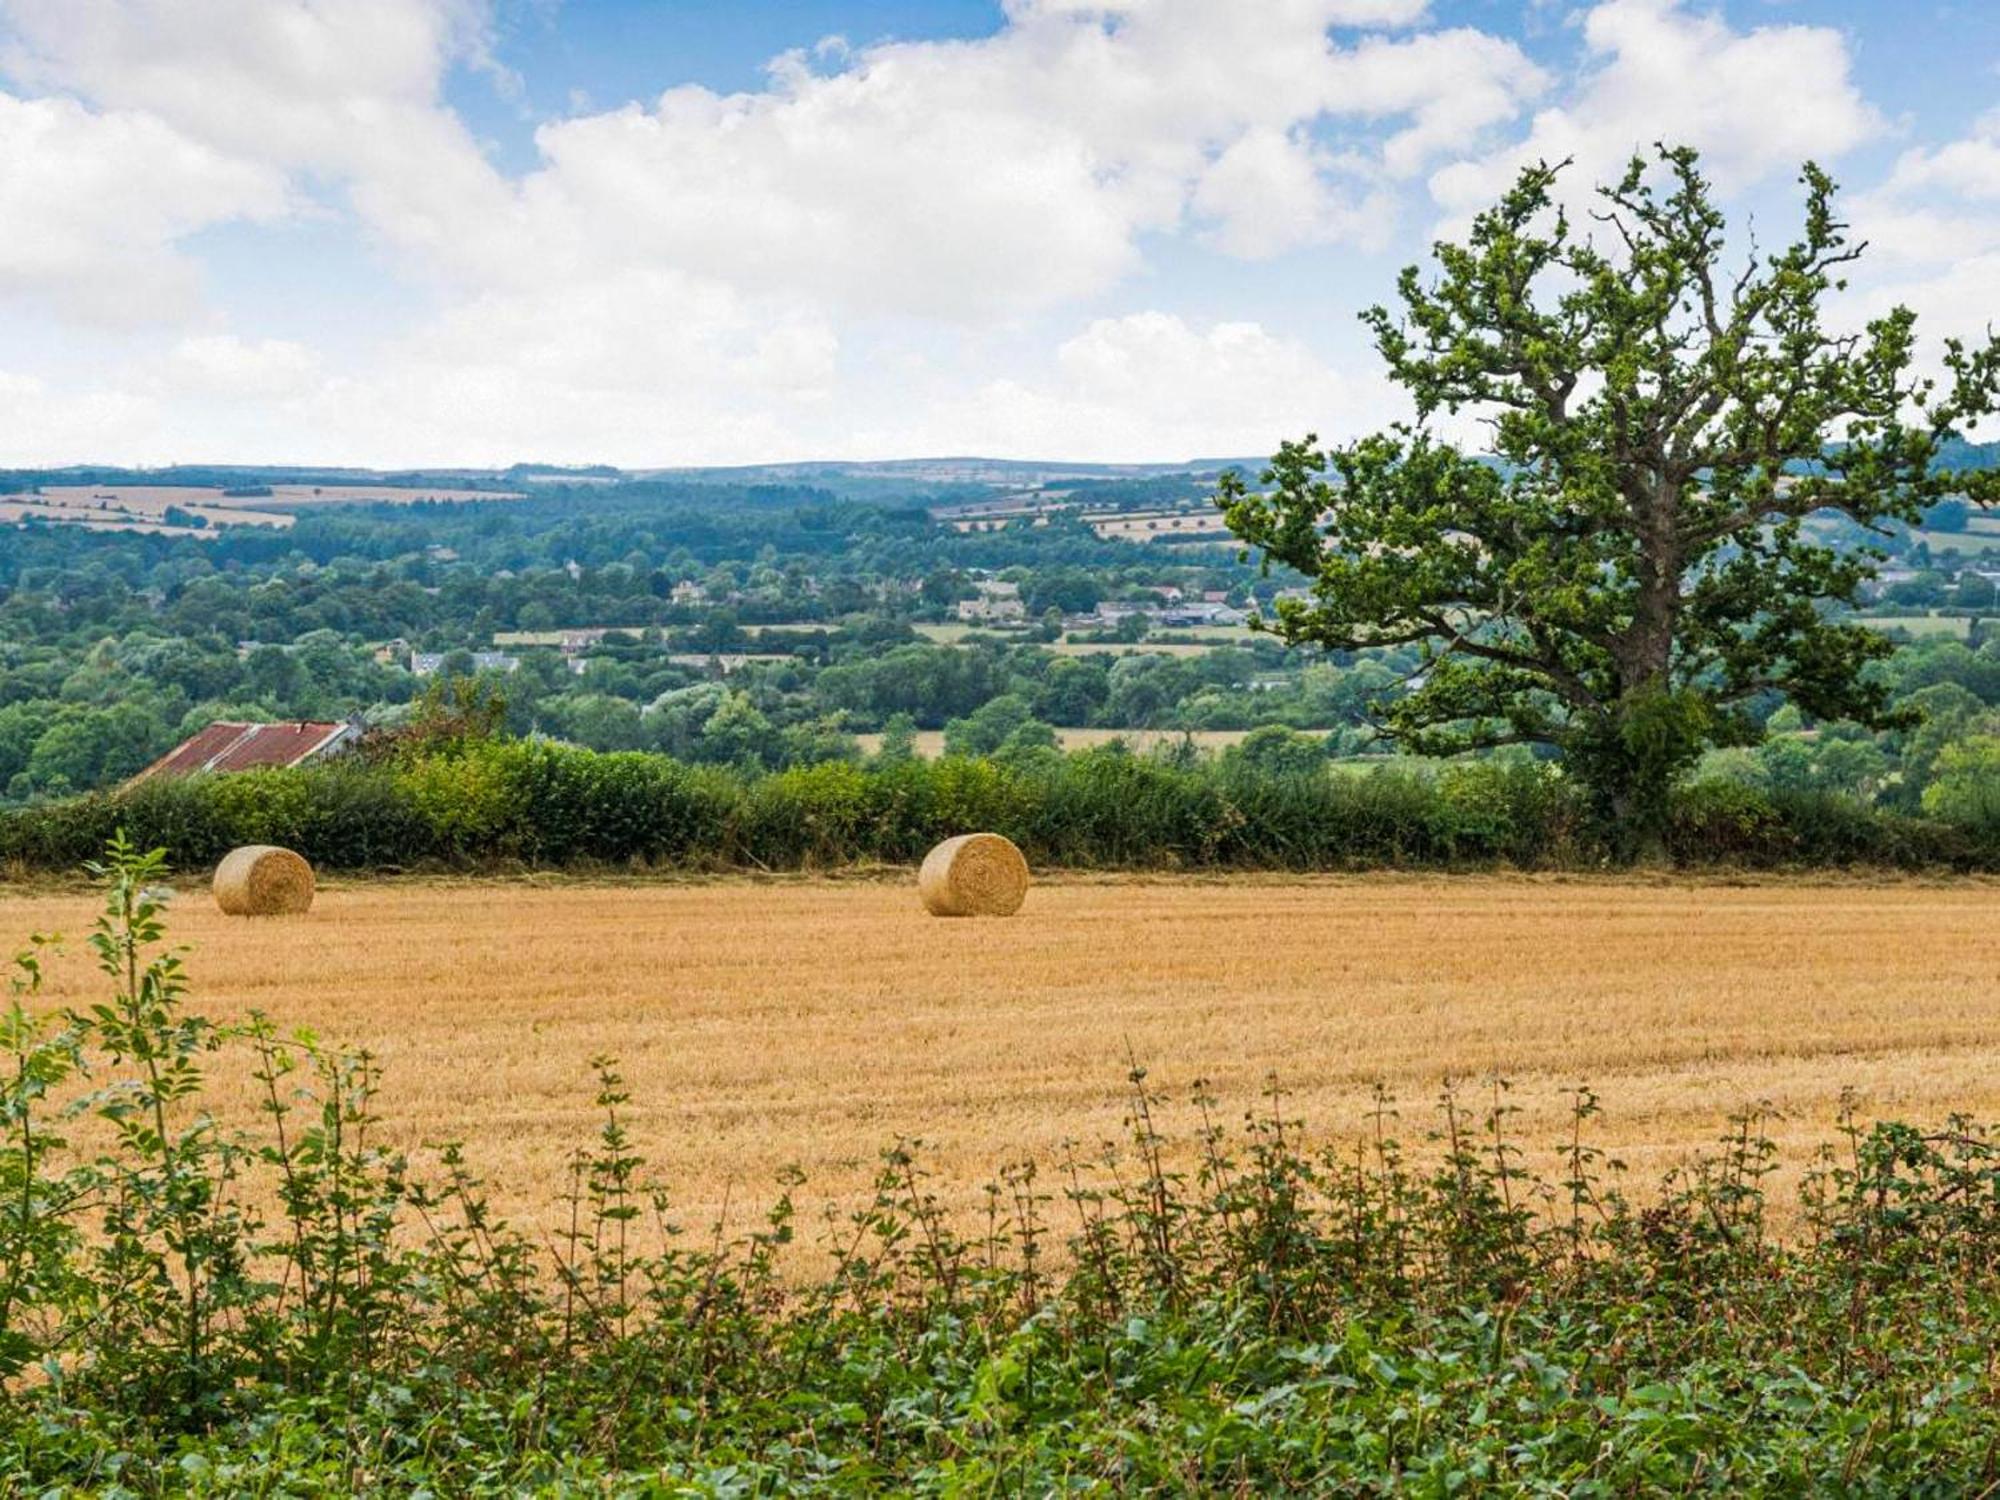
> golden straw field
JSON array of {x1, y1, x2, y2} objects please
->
[{"x1": 2, "y1": 874, "x2": 1996, "y2": 1242}]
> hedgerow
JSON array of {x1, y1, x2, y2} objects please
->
[{"x1": 3, "y1": 737, "x2": 1997, "y2": 875}]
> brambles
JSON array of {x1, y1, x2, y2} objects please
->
[{"x1": 1, "y1": 843, "x2": 1999, "y2": 1488}]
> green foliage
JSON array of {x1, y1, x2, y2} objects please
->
[
  {"x1": 942, "y1": 692, "x2": 1044, "y2": 756},
  {"x1": 1223, "y1": 145, "x2": 2000, "y2": 859},
  {"x1": 1226, "y1": 723, "x2": 1329, "y2": 778},
  {"x1": 872, "y1": 711, "x2": 920, "y2": 765},
  {"x1": 377, "y1": 673, "x2": 509, "y2": 761},
  {"x1": 1922, "y1": 736, "x2": 2000, "y2": 831},
  {"x1": 3, "y1": 737, "x2": 1997, "y2": 875},
  {"x1": 11, "y1": 852, "x2": 2000, "y2": 1489}
]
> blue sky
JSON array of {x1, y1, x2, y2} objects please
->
[{"x1": 0, "y1": 0, "x2": 1994, "y2": 467}]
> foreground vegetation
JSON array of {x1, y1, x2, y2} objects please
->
[{"x1": 5, "y1": 843, "x2": 2000, "y2": 1492}]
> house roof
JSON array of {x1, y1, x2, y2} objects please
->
[{"x1": 131, "y1": 720, "x2": 352, "y2": 784}]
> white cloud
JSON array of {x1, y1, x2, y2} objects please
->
[
  {"x1": 159, "y1": 335, "x2": 322, "y2": 398},
  {"x1": 1851, "y1": 113, "x2": 2000, "y2": 351},
  {"x1": 1880, "y1": 134, "x2": 2000, "y2": 205},
  {"x1": 0, "y1": 0, "x2": 1545, "y2": 344},
  {"x1": 0, "y1": 370, "x2": 164, "y2": 462},
  {"x1": 0, "y1": 91, "x2": 286, "y2": 322},
  {"x1": 1189, "y1": 129, "x2": 1391, "y2": 258},
  {"x1": 1328, "y1": 30, "x2": 1548, "y2": 178},
  {"x1": 867, "y1": 311, "x2": 1401, "y2": 461},
  {"x1": 5, "y1": 307, "x2": 1387, "y2": 469},
  {"x1": 261, "y1": 269, "x2": 843, "y2": 466},
  {"x1": 0, "y1": 0, "x2": 522, "y2": 280},
  {"x1": 1429, "y1": 0, "x2": 1881, "y2": 226},
  {"x1": 509, "y1": 3, "x2": 1543, "y2": 317},
  {"x1": 6, "y1": 0, "x2": 1990, "y2": 468}
]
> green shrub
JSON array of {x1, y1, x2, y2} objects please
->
[
  {"x1": 1021, "y1": 747, "x2": 1231, "y2": 866},
  {"x1": 1669, "y1": 776, "x2": 1789, "y2": 863},
  {"x1": 396, "y1": 746, "x2": 518, "y2": 859},
  {"x1": 1923, "y1": 736, "x2": 2000, "y2": 833}
]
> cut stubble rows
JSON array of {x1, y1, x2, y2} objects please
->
[{"x1": 2, "y1": 873, "x2": 1994, "y2": 1243}]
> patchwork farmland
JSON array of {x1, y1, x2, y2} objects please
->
[{"x1": 1, "y1": 482, "x2": 524, "y2": 537}]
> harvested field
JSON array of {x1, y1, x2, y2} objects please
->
[
  {"x1": 2, "y1": 875, "x2": 1995, "y2": 1245},
  {"x1": 1088, "y1": 510, "x2": 1235, "y2": 540},
  {"x1": 1, "y1": 483, "x2": 525, "y2": 537},
  {"x1": 0, "y1": 489, "x2": 294, "y2": 535}
]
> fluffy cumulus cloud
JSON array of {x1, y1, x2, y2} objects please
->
[
  {"x1": 1429, "y1": 0, "x2": 1881, "y2": 226},
  {"x1": 885, "y1": 311, "x2": 1403, "y2": 462},
  {"x1": 0, "y1": 91, "x2": 286, "y2": 323},
  {"x1": 0, "y1": 0, "x2": 1978, "y2": 464},
  {"x1": 511, "y1": 1, "x2": 1546, "y2": 314},
  {"x1": 1849, "y1": 110, "x2": 2000, "y2": 351},
  {"x1": 0, "y1": 0, "x2": 522, "y2": 277}
]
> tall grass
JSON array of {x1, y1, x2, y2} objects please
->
[
  {"x1": 4, "y1": 841, "x2": 2000, "y2": 1490},
  {"x1": 4, "y1": 738, "x2": 1995, "y2": 875}
]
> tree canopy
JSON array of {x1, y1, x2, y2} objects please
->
[{"x1": 1222, "y1": 145, "x2": 2000, "y2": 856}]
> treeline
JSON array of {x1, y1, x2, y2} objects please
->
[{"x1": 3, "y1": 738, "x2": 1995, "y2": 876}]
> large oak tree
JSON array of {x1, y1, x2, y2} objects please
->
[{"x1": 1221, "y1": 147, "x2": 2000, "y2": 858}]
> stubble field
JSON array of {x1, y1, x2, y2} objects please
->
[{"x1": 2, "y1": 874, "x2": 1995, "y2": 1244}]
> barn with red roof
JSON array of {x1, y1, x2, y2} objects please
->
[{"x1": 129, "y1": 720, "x2": 362, "y2": 785}]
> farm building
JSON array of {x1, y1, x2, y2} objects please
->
[
  {"x1": 410, "y1": 650, "x2": 521, "y2": 676},
  {"x1": 129, "y1": 719, "x2": 363, "y2": 785}
]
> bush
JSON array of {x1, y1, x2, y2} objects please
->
[
  {"x1": 1669, "y1": 776, "x2": 1789, "y2": 863},
  {"x1": 1923, "y1": 736, "x2": 2000, "y2": 833}
]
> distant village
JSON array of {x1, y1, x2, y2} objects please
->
[{"x1": 357, "y1": 568, "x2": 1287, "y2": 683}]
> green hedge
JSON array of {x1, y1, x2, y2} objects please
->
[{"x1": 2, "y1": 738, "x2": 1995, "y2": 874}]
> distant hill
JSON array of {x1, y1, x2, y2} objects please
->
[
  {"x1": 638, "y1": 456, "x2": 1266, "y2": 486},
  {"x1": 2, "y1": 441, "x2": 1993, "y2": 500}
]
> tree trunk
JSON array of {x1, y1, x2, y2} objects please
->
[
  {"x1": 1606, "y1": 481, "x2": 1684, "y2": 866},
  {"x1": 1608, "y1": 769, "x2": 1672, "y2": 867}
]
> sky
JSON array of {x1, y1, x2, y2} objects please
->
[{"x1": 0, "y1": 0, "x2": 1994, "y2": 469}]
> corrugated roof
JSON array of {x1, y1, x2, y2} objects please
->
[{"x1": 131, "y1": 720, "x2": 351, "y2": 784}]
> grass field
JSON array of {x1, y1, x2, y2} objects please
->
[
  {"x1": 1046, "y1": 640, "x2": 1218, "y2": 657},
  {"x1": 1909, "y1": 527, "x2": 2000, "y2": 554},
  {"x1": 907, "y1": 622, "x2": 1262, "y2": 655},
  {"x1": 1860, "y1": 612, "x2": 1978, "y2": 637},
  {"x1": 1087, "y1": 511, "x2": 1234, "y2": 540},
  {"x1": 852, "y1": 726, "x2": 1325, "y2": 755},
  {"x1": 4, "y1": 874, "x2": 1995, "y2": 1245}
]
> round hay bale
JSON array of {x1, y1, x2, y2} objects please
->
[
  {"x1": 918, "y1": 833, "x2": 1029, "y2": 917},
  {"x1": 212, "y1": 845, "x2": 315, "y2": 917}
]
